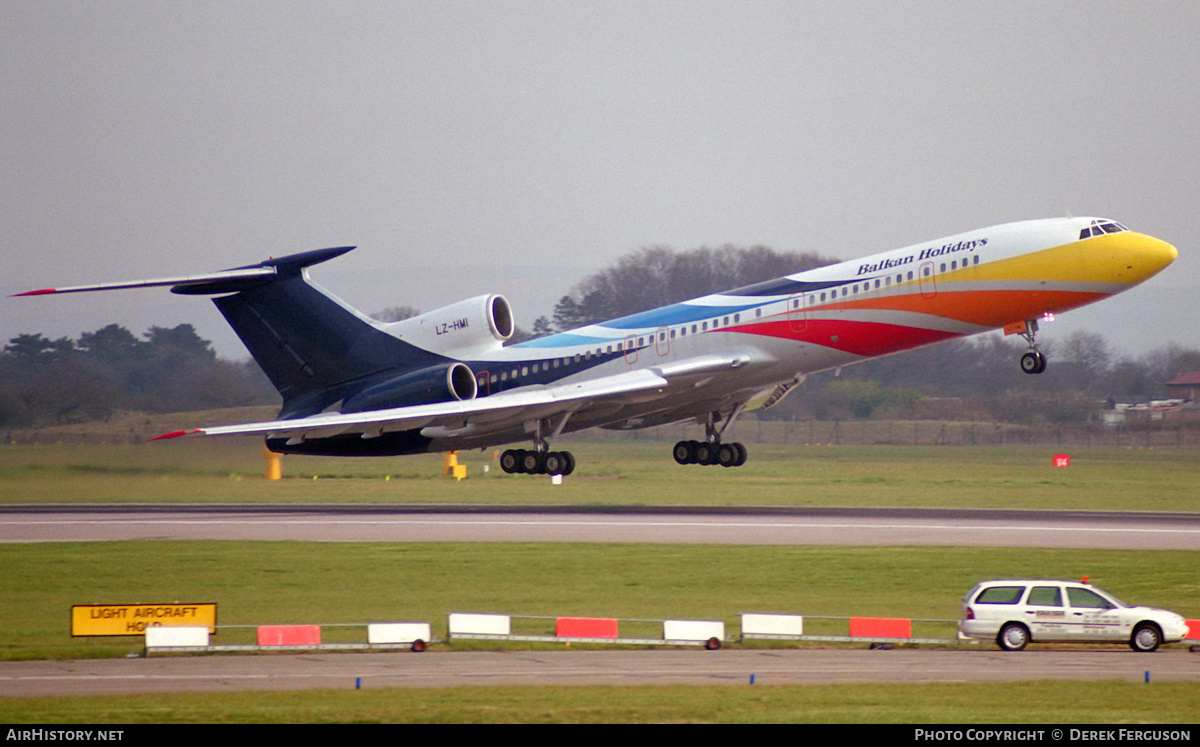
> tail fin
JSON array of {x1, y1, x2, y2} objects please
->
[{"x1": 172, "y1": 247, "x2": 444, "y2": 416}]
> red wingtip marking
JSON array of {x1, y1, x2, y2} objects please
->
[
  {"x1": 151, "y1": 429, "x2": 201, "y2": 441},
  {"x1": 12, "y1": 288, "x2": 58, "y2": 297}
]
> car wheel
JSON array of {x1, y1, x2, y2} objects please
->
[
  {"x1": 997, "y1": 622, "x2": 1029, "y2": 651},
  {"x1": 1130, "y1": 623, "x2": 1161, "y2": 653}
]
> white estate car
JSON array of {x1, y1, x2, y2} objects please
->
[{"x1": 958, "y1": 580, "x2": 1190, "y2": 652}]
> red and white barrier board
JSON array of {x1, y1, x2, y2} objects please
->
[
  {"x1": 556, "y1": 617, "x2": 619, "y2": 638},
  {"x1": 257, "y1": 625, "x2": 321, "y2": 646},
  {"x1": 367, "y1": 622, "x2": 432, "y2": 645},
  {"x1": 741, "y1": 613, "x2": 804, "y2": 637},
  {"x1": 448, "y1": 613, "x2": 511, "y2": 636},
  {"x1": 145, "y1": 626, "x2": 209, "y2": 648},
  {"x1": 663, "y1": 619, "x2": 724, "y2": 643}
]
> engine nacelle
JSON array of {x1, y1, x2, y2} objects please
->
[
  {"x1": 341, "y1": 362, "x2": 477, "y2": 413},
  {"x1": 384, "y1": 294, "x2": 514, "y2": 357}
]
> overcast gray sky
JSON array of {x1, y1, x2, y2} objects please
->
[{"x1": 4, "y1": 1, "x2": 1197, "y2": 360}]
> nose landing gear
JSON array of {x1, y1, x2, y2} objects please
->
[
  {"x1": 1020, "y1": 349, "x2": 1047, "y2": 375},
  {"x1": 1014, "y1": 319, "x2": 1048, "y2": 375}
]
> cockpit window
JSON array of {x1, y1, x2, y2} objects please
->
[{"x1": 1080, "y1": 220, "x2": 1128, "y2": 240}]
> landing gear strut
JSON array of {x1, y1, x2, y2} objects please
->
[
  {"x1": 673, "y1": 408, "x2": 749, "y2": 468},
  {"x1": 1016, "y1": 320, "x2": 1047, "y2": 375}
]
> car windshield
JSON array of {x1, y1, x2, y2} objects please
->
[{"x1": 1100, "y1": 590, "x2": 1128, "y2": 607}]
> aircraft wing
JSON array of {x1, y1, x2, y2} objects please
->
[
  {"x1": 155, "y1": 351, "x2": 765, "y2": 446},
  {"x1": 156, "y1": 367, "x2": 672, "y2": 444}
]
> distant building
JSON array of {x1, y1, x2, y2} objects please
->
[{"x1": 1165, "y1": 372, "x2": 1200, "y2": 402}]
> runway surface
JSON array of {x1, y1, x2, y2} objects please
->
[
  {"x1": 2, "y1": 648, "x2": 1198, "y2": 697},
  {"x1": 2, "y1": 504, "x2": 1199, "y2": 550}
]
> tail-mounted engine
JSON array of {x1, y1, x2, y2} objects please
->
[
  {"x1": 383, "y1": 294, "x2": 514, "y2": 357},
  {"x1": 341, "y1": 361, "x2": 478, "y2": 413}
]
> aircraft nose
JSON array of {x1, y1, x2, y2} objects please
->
[
  {"x1": 1142, "y1": 234, "x2": 1177, "y2": 272},
  {"x1": 1121, "y1": 232, "x2": 1177, "y2": 282}
]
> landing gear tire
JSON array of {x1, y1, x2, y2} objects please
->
[
  {"x1": 673, "y1": 440, "x2": 696, "y2": 465},
  {"x1": 733, "y1": 442, "x2": 748, "y2": 466},
  {"x1": 521, "y1": 450, "x2": 545, "y2": 474},
  {"x1": 543, "y1": 451, "x2": 566, "y2": 476},
  {"x1": 500, "y1": 449, "x2": 520, "y2": 474},
  {"x1": 716, "y1": 443, "x2": 738, "y2": 468},
  {"x1": 1020, "y1": 350, "x2": 1047, "y2": 375}
]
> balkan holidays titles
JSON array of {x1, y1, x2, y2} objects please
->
[{"x1": 856, "y1": 237, "x2": 988, "y2": 276}]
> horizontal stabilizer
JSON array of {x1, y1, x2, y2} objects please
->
[
  {"x1": 12, "y1": 246, "x2": 355, "y2": 297},
  {"x1": 12, "y1": 267, "x2": 277, "y2": 297}
]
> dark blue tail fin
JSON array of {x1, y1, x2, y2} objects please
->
[{"x1": 172, "y1": 247, "x2": 443, "y2": 417}]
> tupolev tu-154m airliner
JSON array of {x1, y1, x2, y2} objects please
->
[{"x1": 17, "y1": 217, "x2": 1176, "y2": 475}]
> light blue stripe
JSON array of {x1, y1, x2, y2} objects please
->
[{"x1": 513, "y1": 333, "x2": 609, "y2": 349}]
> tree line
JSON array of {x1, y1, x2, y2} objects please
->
[{"x1": 0, "y1": 324, "x2": 276, "y2": 427}]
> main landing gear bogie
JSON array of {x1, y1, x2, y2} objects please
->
[
  {"x1": 673, "y1": 440, "x2": 748, "y2": 468},
  {"x1": 499, "y1": 448, "x2": 575, "y2": 476}
]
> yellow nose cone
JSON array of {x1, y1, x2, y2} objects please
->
[{"x1": 1120, "y1": 232, "x2": 1177, "y2": 284}]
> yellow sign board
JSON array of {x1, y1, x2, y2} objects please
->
[{"x1": 71, "y1": 604, "x2": 217, "y2": 637}]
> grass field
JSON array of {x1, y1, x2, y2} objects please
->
[
  {"x1": 3, "y1": 434, "x2": 1199, "y2": 511},
  {"x1": 4, "y1": 682, "x2": 1198, "y2": 724},
  {"x1": 1, "y1": 429, "x2": 1197, "y2": 722}
]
